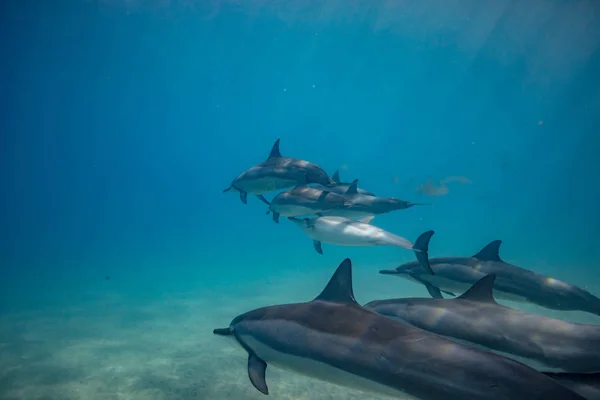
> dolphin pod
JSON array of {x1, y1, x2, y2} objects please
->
[
  {"x1": 379, "y1": 231, "x2": 600, "y2": 316},
  {"x1": 214, "y1": 258, "x2": 587, "y2": 399},
  {"x1": 219, "y1": 138, "x2": 600, "y2": 398}
]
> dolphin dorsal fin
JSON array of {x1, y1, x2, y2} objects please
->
[
  {"x1": 345, "y1": 179, "x2": 359, "y2": 195},
  {"x1": 358, "y1": 216, "x2": 375, "y2": 224},
  {"x1": 314, "y1": 258, "x2": 358, "y2": 304},
  {"x1": 472, "y1": 240, "x2": 503, "y2": 262},
  {"x1": 267, "y1": 138, "x2": 282, "y2": 160},
  {"x1": 317, "y1": 190, "x2": 330, "y2": 202},
  {"x1": 332, "y1": 169, "x2": 341, "y2": 184},
  {"x1": 456, "y1": 274, "x2": 498, "y2": 303}
]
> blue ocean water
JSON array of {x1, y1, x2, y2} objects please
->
[{"x1": 1, "y1": 1, "x2": 599, "y2": 399}]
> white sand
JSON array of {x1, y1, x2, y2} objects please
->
[{"x1": 1, "y1": 266, "x2": 599, "y2": 400}]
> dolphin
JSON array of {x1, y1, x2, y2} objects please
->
[
  {"x1": 266, "y1": 185, "x2": 353, "y2": 223},
  {"x1": 213, "y1": 258, "x2": 585, "y2": 399},
  {"x1": 223, "y1": 138, "x2": 334, "y2": 205},
  {"x1": 378, "y1": 232, "x2": 600, "y2": 316},
  {"x1": 287, "y1": 215, "x2": 431, "y2": 267},
  {"x1": 313, "y1": 169, "x2": 376, "y2": 196},
  {"x1": 365, "y1": 274, "x2": 600, "y2": 373},
  {"x1": 315, "y1": 180, "x2": 428, "y2": 218}
]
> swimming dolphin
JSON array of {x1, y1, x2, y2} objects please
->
[
  {"x1": 287, "y1": 215, "x2": 430, "y2": 266},
  {"x1": 378, "y1": 232, "x2": 600, "y2": 316},
  {"x1": 316, "y1": 180, "x2": 428, "y2": 218},
  {"x1": 313, "y1": 170, "x2": 376, "y2": 196},
  {"x1": 213, "y1": 258, "x2": 585, "y2": 399},
  {"x1": 266, "y1": 185, "x2": 353, "y2": 223},
  {"x1": 365, "y1": 274, "x2": 600, "y2": 373},
  {"x1": 223, "y1": 138, "x2": 334, "y2": 205}
]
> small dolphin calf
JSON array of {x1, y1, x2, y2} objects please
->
[
  {"x1": 213, "y1": 259, "x2": 585, "y2": 399},
  {"x1": 379, "y1": 232, "x2": 600, "y2": 316},
  {"x1": 316, "y1": 180, "x2": 427, "y2": 218},
  {"x1": 224, "y1": 139, "x2": 334, "y2": 205},
  {"x1": 266, "y1": 185, "x2": 352, "y2": 223},
  {"x1": 365, "y1": 274, "x2": 600, "y2": 373}
]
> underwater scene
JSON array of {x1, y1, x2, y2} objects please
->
[{"x1": 1, "y1": 1, "x2": 600, "y2": 399}]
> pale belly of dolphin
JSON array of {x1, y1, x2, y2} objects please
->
[
  {"x1": 240, "y1": 334, "x2": 415, "y2": 399},
  {"x1": 307, "y1": 229, "x2": 389, "y2": 247},
  {"x1": 404, "y1": 274, "x2": 530, "y2": 303}
]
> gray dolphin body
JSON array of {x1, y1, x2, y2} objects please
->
[
  {"x1": 365, "y1": 274, "x2": 600, "y2": 373},
  {"x1": 287, "y1": 215, "x2": 425, "y2": 262},
  {"x1": 379, "y1": 233, "x2": 600, "y2": 316},
  {"x1": 266, "y1": 185, "x2": 352, "y2": 223},
  {"x1": 213, "y1": 259, "x2": 585, "y2": 399},
  {"x1": 315, "y1": 180, "x2": 427, "y2": 218},
  {"x1": 224, "y1": 139, "x2": 334, "y2": 205},
  {"x1": 313, "y1": 169, "x2": 376, "y2": 196}
]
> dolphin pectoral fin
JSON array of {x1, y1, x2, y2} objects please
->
[
  {"x1": 256, "y1": 194, "x2": 271, "y2": 206},
  {"x1": 425, "y1": 283, "x2": 445, "y2": 299},
  {"x1": 272, "y1": 211, "x2": 280, "y2": 224},
  {"x1": 413, "y1": 230, "x2": 435, "y2": 275},
  {"x1": 247, "y1": 353, "x2": 269, "y2": 395},
  {"x1": 441, "y1": 290, "x2": 456, "y2": 297},
  {"x1": 240, "y1": 191, "x2": 248, "y2": 204},
  {"x1": 313, "y1": 240, "x2": 323, "y2": 254}
]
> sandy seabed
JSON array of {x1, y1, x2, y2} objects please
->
[{"x1": 2, "y1": 266, "x2": 599, "y2": 400}]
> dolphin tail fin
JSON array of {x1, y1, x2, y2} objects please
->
[{"x1": 412, "y1": 230, "x2": 435, "y2": 275}]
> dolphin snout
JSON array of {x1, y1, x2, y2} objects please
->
[
  {"x1": 379, "y1": 269, "x2": 401, "y2": 275},
  {"x1": 213, "y1": 327, "x2": 233, "y2": 336}
]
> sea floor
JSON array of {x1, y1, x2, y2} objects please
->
[{"x1": 2, "y1": 265, "x2": 600, "y2": 400}]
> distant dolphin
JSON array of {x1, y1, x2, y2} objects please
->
[
  {"x1": 365, "y1": 274, "x2": 600, "y2": 373},
  {"x1": 313, "y1": 170, "x2": 375, "y2": 196},
  {"x1": 223, "y1": 138, "x2": 334, "y2": 205},
  {"x1": 213, "y1": 258, "x2": 585, "y2": 399},
  {"x1": 316, "y1": 180, "x2": 428, "y2": 218},
  {"x1": 266, "y1": 185, "x2": 352, "y2": 223},
  {"x1": 287, "y1": 216, "x2": 431, "y2": 268},
  {"x1": 378, "y1": 232, "x2": 600, "y2": 316}
]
